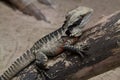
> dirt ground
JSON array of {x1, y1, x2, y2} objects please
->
[{"x1": 0, "y1": 0, "x2": 120, "y2": 80}]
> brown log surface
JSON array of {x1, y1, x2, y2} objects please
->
[{"x1": 13, "y1": 11, "x2": 120, "y2": 80}]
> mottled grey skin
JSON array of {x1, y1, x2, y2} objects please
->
[{"x1": 0, "y1": 6, "x2": 93, "y2": 80}]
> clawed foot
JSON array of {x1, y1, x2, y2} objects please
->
[
  {"x1": 64, "y1": 44, "x2": 90, "y2": 59},
  {"x1": 37, "y1": 69, "x2": 56, "y2": 80},
  {"x1": 35, "y1": 63, "x2": 56, "y2": 79},
  {"x1": 35, "y1": 61, "x2": 48, "y2": 70},
  {"x1": 76, "y1": 44, "x2": 90, "y2": 58}
]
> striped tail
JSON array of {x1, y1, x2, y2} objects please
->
[{"x1": 0, "y1": 50, "x2": 35, "y2": 80}]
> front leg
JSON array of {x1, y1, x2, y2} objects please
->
[{"x1": 64, "y1": 44, "x2": 89, "y2": 58}]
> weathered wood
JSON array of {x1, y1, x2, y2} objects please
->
[{"x1": 13, "y1": 11, "x2": 120, "y2": 80}]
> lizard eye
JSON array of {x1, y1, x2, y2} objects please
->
[
  {"x1": 79, "y1": 16, "x2": 83, "y2": 19},
  {"x1": 65, "y1": 29, "x2": 71, "y2": 36},
  {"x1": 80, "y1": 13, "x2": 88, "y2": 20}
]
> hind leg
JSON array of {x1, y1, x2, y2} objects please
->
[{"x1": 35, "y1": 51, "x2": 48, "y2": 69}]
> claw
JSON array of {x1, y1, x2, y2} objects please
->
[
  {"x1": 37, "y1": 69, "x2": 56, "y2": 79},
  {"x1": 77, "y1": 51, "x2": 85, "y2": 58},
  {"x1": 78, "y1": 44, "x2": 90, "y2": 58}
]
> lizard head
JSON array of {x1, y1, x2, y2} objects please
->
[{"x1": 64, "y1": 6, "x2": 93, "y2": 37}]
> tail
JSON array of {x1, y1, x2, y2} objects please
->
[{"x1": 0, "y1": 50, "x2": 35, "y2": 80}]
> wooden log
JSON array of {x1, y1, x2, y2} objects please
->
[{"x1": 13, "y1": 11, "x2": 120, "y2": 80}]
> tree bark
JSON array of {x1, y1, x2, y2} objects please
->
[{"x1": 13, "y1": 10, "x2": 120, "y2": 80}]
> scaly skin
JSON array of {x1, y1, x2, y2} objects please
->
[{"x1": 0, "y1": 6, "x2": 93, "y2": 80}]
